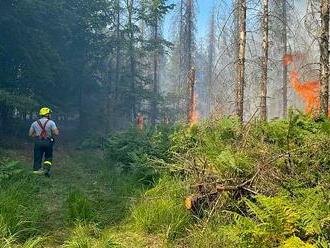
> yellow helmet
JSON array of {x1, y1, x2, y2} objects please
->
[{"x1": 39, "y1": 107, "x2": 52, "y2": 116}]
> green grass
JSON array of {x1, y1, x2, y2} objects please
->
[
  {"x1": 0, "y1": 157, "x2": 45, "y2": 247},
  {"x1": 62, "y1": 222, "x2": 119, "y2": 248},
  {"x1": 0, "y1": 174, "x2": 43, "y2": 242},
  {"x1": 0, "y1": 114, "x2": 329, "y2": 247},
  {"x1": 0, "y1": 150, "x2": 150, "y2": 247},
  {"x1": 131, "y1": 176, "x2": 192, "y2": 241},
  {"x1": 66, "y1": 191, "x2": 94, "y2": 223}
]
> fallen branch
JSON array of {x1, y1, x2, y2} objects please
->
[{"x1": 185, "y1": 170, "x2": 260, "y2": 214}]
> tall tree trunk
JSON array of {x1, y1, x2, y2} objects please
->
[
  {"x1": 178, "y1": 0, "x2": 184, "y2": 89},
  {"x1": 185, "y1": 0, "x2": 194, "y2": 118},
  {"x1": 260, "y1": 0, "x2": 269, "y2": 121},
  {"x1": 320, "y1": 0, "x2": 329, "y2": 116},
  {"x1": 186, "y1": 0, "x2": 193, "y2": 70},
  {"x1": 282, "y1": 0, "x2": 288, "y2": 118},
  {"x1": 115, "y1": 0, "x2": 121, "y2": 98},
  {"x1": 127, "y1": 0, "x2": 136, "y2": 122},
  {"x1": 109, "y1": 0, "x2": 121, "y2": 130},
  {"x1": 235, "y1": 0, "x2": 247, "y2": 122},
  {"x1": 151, "y1": 20, "x2": 159, "y2": 126},
  {"x1": 187, "y1": 67, "x2": 196, "y2": 124},
  {"x1": 207, "y1": 9, "x2": 216, "y2": 116}
]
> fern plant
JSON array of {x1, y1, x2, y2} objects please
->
[{"x1": 217, "y1": 187, "x2": 330, "y2": 247}]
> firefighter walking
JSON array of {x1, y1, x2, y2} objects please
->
[{"x1": 29, "y1": 107, "x2": 59, "y2": 177}]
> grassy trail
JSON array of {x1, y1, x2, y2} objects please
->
[
  {"x1": 38, "y1": 150, "x2": 108, "y2": 245},
  {"x1": 16, "y1": 148, "x2": 149, "y2": 247},
  {"x1": 1, "y1": 147, "x2": 177, "y2": 247}
]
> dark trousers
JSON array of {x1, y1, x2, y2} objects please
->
[{"x1": 33, "y1": 139, "x2": 53, "y2": 171}]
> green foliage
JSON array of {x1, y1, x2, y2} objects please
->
[
  {"x1": 66, "y1": 191, "x2": 95, "y2": 223},
  {"x1": 62, "y1": 223, "x2": 119, "y2": 248},
  {"x1": 0, "y1": 160, "x2": 23, "y2": 182},
  {"x1": 105, "y1": 125, "x2": 177, "y2": 184},
  {"x1": 106, "y1": 113, "x2": 330, "y2": 246},
  {"x1": 186, "y1": 187, "x2": 329, "y2": 248},
  {"x1": 78, "y1": 136, "x2": 105, "y2": 150},
  {"x1": 0, "y1": 229, "x2": 45, "y2": 248},
  {"x1": 280, "y1": 236, "x2": 316, "y2": 248},
  {"x1": 169, "y1": 117, "x2": 255, "y2": 179},
  {"x1": 174, "y1": 114, "x2": 330, "y2": 191},
  {"x1": 131, "y1": 176, "x2": 192, "y2": 240},
  {"x1": 0, "y1": 90, "x2": 38, "y2": 113},
  {"x1": 0, "y1": 160, "x2": 43, "y2": 244}
]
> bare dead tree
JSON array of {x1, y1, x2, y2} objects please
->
[
  {"x1": 260, "y1": 0, "x2": 269, "y2": 121},
  {"x1": 319, "y1": 0, "x2": 329, "y2": 116},
  {"x1": 179, "y1": 0, "x2": 184, "y2": 89},
  {"x1": 281, "y1": 0, "x2": 288, "y2": 118},
  {"x1": 173, "y1": 0, "x2": 196, "y2": 118},
  {"x1": 187, "y1": 67, "x2": 196, "y2": 124},
  {"x1": 207, "y1": 8, "x2": 216, "y2": 116},
  {"x1": 235, "y1": 0, "x2": 247, "y2": 122}
]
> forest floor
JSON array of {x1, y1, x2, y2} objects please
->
[
  {"x1": 3, "y1": 115, "x2": 329, "y2": 247},
  {"x1": 5, "y1": 147, "x2": 167, "y2": 248}
]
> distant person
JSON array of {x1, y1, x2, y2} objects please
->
[{"x1": 29, "y1": 107, "x2": 59, "y2": 177}]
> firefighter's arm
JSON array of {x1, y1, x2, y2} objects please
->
[
  {"x1": 50, "y1": 121, "x2": 59, "y2": 136},
  {"x1": 29, "y1": 127, "x2": 36, "y2": 137},
  {"x1": 52, "y1": 127, "x2": 59, "y2": 136}
]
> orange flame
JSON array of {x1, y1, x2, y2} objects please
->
[
  {"x1": 284, "y1": 54, "x2": 329, "y2": 116},
  {"x1": 188, "y1": 92, "x2": 198, "y2": 126},
  {"x1": 283, "y1": 54, "x2": 294, "y2": 66},
  {"x1": 136, "y1": 113, "x2": 144, "y2": 130},
  {"x1": 288, "y1": 70, "x2": 320, "y2": 113},
  {"x1": 283, "y1": 53, "x2": 305, "y2": 66}
]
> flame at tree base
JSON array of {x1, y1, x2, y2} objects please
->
[{"x1": 188, "y1": 92, "x2": 198, "y2": 126}]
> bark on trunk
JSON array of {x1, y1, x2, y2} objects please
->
[
  {"x1": 187, "y1": 67, "x2": 196, "y2": 124},
  {"x1": 127, "y1": 0, "x2": 136, "y2": 122},
  {"x1": 207, "y1": 10, "x2": 215, "y2": 116},
  {"x1": 320, "y1": 0, "x2": 329, "y2": 116},
  {"x1": 179, "y1": 0, "x2": 184, "y2": 90},
  {"x1": 115, "y1": 0, "x2": 121, "y2": 98},
  {"x1": 235, "y1": 0, "x2": 247, "y2": 122},
  {"x1": 151, "y1": 20, "x2": 159, "y2": 126},
  {"x1": 186, "y1": 0, "x2": 193, "y2": 118},
  {"x1": 260, "y1": 0, "x2": 269, "y2": 121},
  {"x1": 282, "y1": 0, "x2": 288, "y2": 118}
]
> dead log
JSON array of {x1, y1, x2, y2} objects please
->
[{"x1": 184, "y1": 173, "x2": 259, "y2": 215}]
